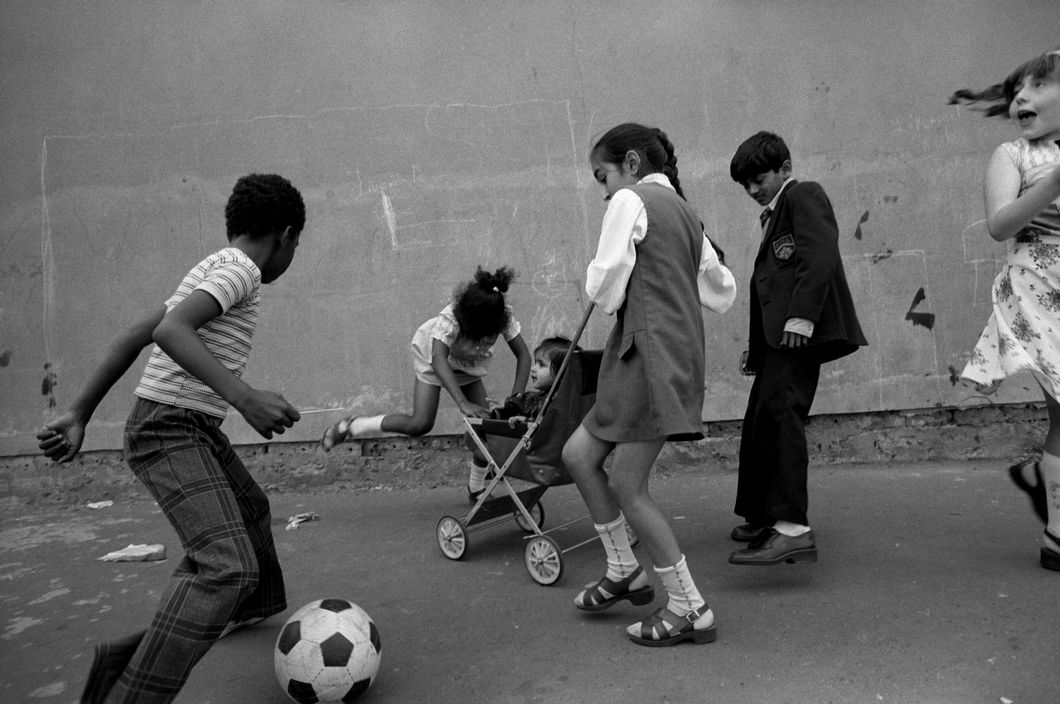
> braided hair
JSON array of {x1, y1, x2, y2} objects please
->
[
  {"x1": 452, "y1": 266, "x2": 516, "y2": 341},
  {"x1": 592, "y1": 123, "x2": 727, "y2": 263},
  {"x1": 591, "y1": 123, "x2": 686, "y2": 199}
]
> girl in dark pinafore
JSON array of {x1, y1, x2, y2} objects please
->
[{"x1": 562, "y1": 123, "x2": 736, "y2": 646}]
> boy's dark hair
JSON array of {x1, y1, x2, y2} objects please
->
[
  {"x1": 729, "y1": 131, "x2": 791, "y2": 184},
  {"x1": 592, "y1": 123, "x2": 686, "y2": 199},
  {"x1": 535, "y1": 336, "x2": 580, "y2": 376},
  {"x1": 224, "y1": 173, "x2": 306, "y2": 241},
  {"x1": 453, "y1": 266, "x2": 516, "y2": 341},
  {"x1": 949, "y1": 49, "x2": 1060, "y2": 118}
]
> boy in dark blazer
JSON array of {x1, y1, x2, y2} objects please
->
[{"x1": 727, "y1": 131, "x2": 867, "y2": 566}]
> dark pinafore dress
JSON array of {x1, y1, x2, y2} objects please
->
[{"x1": 584, "y1": 183, "x2": 706, "y2": 443}]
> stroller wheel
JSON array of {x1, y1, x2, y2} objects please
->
[
  {"x1": 514, "y1": 501, "x2": 545, "y2": 533},
  {"x1": 437, "y1": 515, "x2": 468, "y2": 560},
  {"x1": 525, "y1": 535, "x2": 563, "y2": 586}
]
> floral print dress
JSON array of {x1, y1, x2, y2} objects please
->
[{"x1": 963, "y1": 138, "x2": 1060, "y2": 399}]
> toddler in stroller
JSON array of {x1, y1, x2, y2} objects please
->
[
  {"x1": 465, "y1": 336, "x2": 579, "y2": 503},
  {"x1": 437, "y1": 319, "x2": 614, "y2": 585}
]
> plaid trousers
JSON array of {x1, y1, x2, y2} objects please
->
[{"x1": 89, "y1": 399, "x2": 286, "y2": 704}]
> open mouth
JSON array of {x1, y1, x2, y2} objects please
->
[{"x1": 1016, "y1": 110, "x2": 1036, "y2": 121}]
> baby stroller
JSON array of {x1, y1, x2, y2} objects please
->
[{"x1": 436, "y1": 305, "x2": 606, "y2": 585}]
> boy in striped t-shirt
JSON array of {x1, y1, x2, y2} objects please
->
[{"x1": 37, "y1": 173, "x2": 305, "y2": 703}]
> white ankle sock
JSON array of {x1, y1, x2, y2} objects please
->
[
  {"x1": 774, "y1": 520, "x2": 811, "y2": 537},
  {"x1": 468, "y1": 462, "x2": 489, "y2": 491},
  {"x1": 595, "y1": 515, "x2": 640, "y2": 580},
  {"x1": 1039, "y1": 452, "x2": 1060, "y2": 543},
  {"x1": 626, "y1": 556, "x2": 712, "y2": 641},
  {"x1": 654, "y1": 555, "x2": 706, "y2": 615},
  {"x1": 346, "y1": 415, "x2": 384, "y2": 438}
]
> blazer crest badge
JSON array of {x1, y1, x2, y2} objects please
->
[{"x1": 772, "y1": 234, "x2": 795, "y2": 261}]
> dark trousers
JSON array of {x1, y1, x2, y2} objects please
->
[
  {"x1": 90, "y1": 399, "x2": 286, "y2": 704},
  {"x1": 735, "y1": 347, "x2": 821, "y2": 526}
]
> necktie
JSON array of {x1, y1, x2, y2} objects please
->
[{"x1": 759, "y1": 207, "x2": 772, "y2": 229}]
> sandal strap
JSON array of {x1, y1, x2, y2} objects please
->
[
  {"x1": 639, "y1": 605, "x2": 704, "y2": 641},
  {"x1": 579, "y1": 567, "x2": 644, "y2": 606}
]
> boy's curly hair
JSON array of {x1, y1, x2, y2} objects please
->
[
  {"x1": 452, "y1": 266, "x2": 516, "y2": 341},
  {"x1": 224, "y1": 173, "x2": 306, "y2": 241}
]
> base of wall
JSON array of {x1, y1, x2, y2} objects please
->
[{"x1": 3, "y1": 403, "x2": 1045, "y2": 507}]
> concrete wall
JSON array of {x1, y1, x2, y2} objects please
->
[
  {"x1": 3, "y1": 403, "x2": 1045, "y2": 507},
  {"x1": 1, "y1": 1, "x2": 1057, "y2": 455}
]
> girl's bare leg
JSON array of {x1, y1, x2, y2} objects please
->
[
  {"x1": 380, "y1": 380, "x2": 441, "y2": 436},
  {"x1": 460, "y1": 380, "x2": 489, "y2": 408},
  {"x1": 564, "y1": 426, "x2": 676, "y2": 565},
  {"x1": 456, "y1": 381, "x2": 492, "y2": 497},
  {"x1": 1042, "y1": 387, "x2": 1060, "y2": 456},
  {"x1": 563, "y1": 425, "x2": 620, "y2": 522},
  {"x1": 606, "y1": 438, "x2": 678, "y2": 569},
  {"x1": 1039, "y1": 388, "x2": 1060, "y2": 557}
]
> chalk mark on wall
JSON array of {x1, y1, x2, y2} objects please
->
[
  {"x1": 378, "y1": 185, "x2": 478, "y2": 251},
  {"x1": 958, "y1": 218, "x2": 998, "y2": 308},
  {"x1": 528, "y1": 248, "x2": 584, "y2": 345},
  {"x1": 36, "y1": 95, "x2": 583, "y2": 331}
]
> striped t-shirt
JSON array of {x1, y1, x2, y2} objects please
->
[{"x1": 135, "y1": 247, "x2": 261, "y2": 418}]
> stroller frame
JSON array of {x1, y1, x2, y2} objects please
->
[{"x1": 435, "y1": 304, "x2": 602, "y2": 585}]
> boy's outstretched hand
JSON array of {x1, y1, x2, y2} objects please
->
[
  {"x1": 37, "y1": 410, "x2": 86, "y2": 463},
  {"x1": 235, "y1": 389, "x2": 301, "y2": 439}
]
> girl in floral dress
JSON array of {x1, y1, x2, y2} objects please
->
[{"x1": 952, "y1": 48, "x2": 1060, "y2": 571}]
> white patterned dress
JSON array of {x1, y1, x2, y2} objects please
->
[{"x1": 962, "y1": 138, "x2": 1060, "y2": 399}]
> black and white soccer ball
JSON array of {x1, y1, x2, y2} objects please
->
[{"x1": 274, "y1": 598, "x2": 382, "y2": 703}]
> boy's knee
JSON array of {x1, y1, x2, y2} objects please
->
[
  {"x1": 760, "y1": 388, "x2": 804, "y2": 419},
  {"x1": 227, "y1": 560, "x2": 261, "y2": 601},
  {"x1": 199, "y1": 544, "x2": 260, "y2": 597},
  {"x1": 241, "y1": 486, "x2": 272, "y2": 521}
]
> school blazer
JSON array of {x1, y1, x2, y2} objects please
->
[{"x1": 746, "y1": 180, "x2": 867, "y2": 370}]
